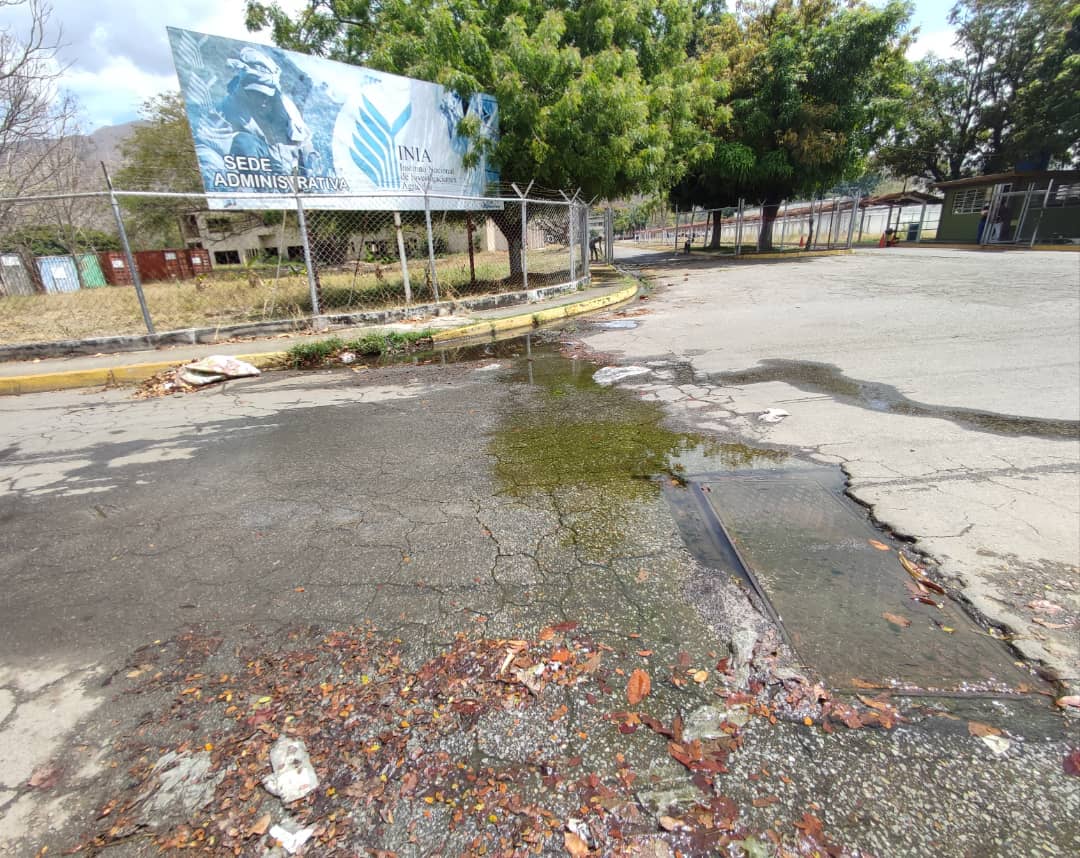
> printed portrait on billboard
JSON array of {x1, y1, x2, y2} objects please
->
[{"x1": 168, "y1": 28, "x2": 500, "y2": 210}]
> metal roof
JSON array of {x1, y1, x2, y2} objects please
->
[{"x1": 933, "y1": 170, "x2": 1080, "y2": 189}]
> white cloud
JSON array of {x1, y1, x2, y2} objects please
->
[
  {"x1": 0, "y1": 0, "x2": 309, "y2": 130},
  {"x1": 907, "y1": 28, "x2": 962, "y2": 61},
  {"x1": 63, "y1": 57, "x2": 178, "y2": 129}
]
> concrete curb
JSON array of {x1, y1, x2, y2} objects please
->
[
  {"x1": 430, "y1": 282, "x2": 639, "y2": 343},
  {"x1": 0, "y1": 278, "x2": 590, "y2": 363},
  {"x1": 0, "y1": 352, "x2": 287, "y2": 397},
  {"x1": 0, "y1": 282, "x2": 637, "y2": 396},
  {"x1": 633, "y1": 243, "x2": 854, "y2": 261}
]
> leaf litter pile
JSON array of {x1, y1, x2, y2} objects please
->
[{"x1": 80, "y1": 623, "x2": 909, "y2": 857}]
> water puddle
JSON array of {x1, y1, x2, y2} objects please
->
[
  {"x1": 443, "y1": 342, "x2": 1050, "y2": 700},
  {"x1": 488, "y1": 349, "x2": 785, "y2": 558},
  {"x1": 707, "y1": 359, "x2": 1078, "y2": 439}
]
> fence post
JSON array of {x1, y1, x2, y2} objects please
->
[
  {"x1": 293, "y1": 191, "x2": 322, "y2": 319},
  {"x1": 605, "y1": 205, "x2": 614, "y2": 263},
  {"x1": 393, "y1": 211, "x2": 412, "y2": 303},
  {"x1": 845, "y1": 193, "x2": 860, "y2": 249},
  {"x1": 777, "y1": 201, "x2": 788, "y2": 249},
  {"x1": 1029, "y1": 180, "x2": 1053, "y2": 247},
  {"x1": 980, "y1": 184, "x2": 1003, "y2": 247},
  {"x1": 423, "y1": 192, "x2": 440, "y2": 303},
  {"x1": 580, "y1": 199, "x2": 588, "y2": 274},
  {"x1": 1013, "y1": 182, "x2": 1036, "y2": 244},
  {"x1": 734, "y1": 198, "x2": 744, "y2": 257},
  {"x1": 560, "y1": 189, "x2": 578, "y2": 284},
  {"x1": 512, "y1": 182, "x2": 533, "y2": 290},
  {"x1": 101, "y1": 163, "x2": 155, "y2": 335}
]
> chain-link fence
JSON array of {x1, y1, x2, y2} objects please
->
[
  {"x1": 632, "y1": 193, "x2": 944, "y2": 255},
  {"x1": 0, "y1": 187, "x2": 591, "y2": 345}
]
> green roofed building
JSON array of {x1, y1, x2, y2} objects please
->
[{"x1": 934, "y1": 170, "x2": 1080, "y2": 246}]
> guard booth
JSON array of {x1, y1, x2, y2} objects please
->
[{"x1": 934, "y1": 170, "x2": 1080, "y2": 245}]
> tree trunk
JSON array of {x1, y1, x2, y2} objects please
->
[
  {"x1": 489, "y1": 208, "x2": 524, "y2": 282},
  {"x1": 759, "y1": 201, "x2": 781, "y2": 251},
  {"x1": 710, "y1": 213, "x2": 723, "y2": 249}
]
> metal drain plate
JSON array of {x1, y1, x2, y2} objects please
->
[{"x1": 672, "y1": 468, "x2": 1042, "y2": 693}]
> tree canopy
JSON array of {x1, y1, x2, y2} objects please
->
[
  {"x1": 245, "y1": 0, "x2": 724, "y2": 202},
  {"x1": 669, "y1": 0, "x2": 910, "y2": 247},
  {"x1": 876, "y1": 0, "x2": 1079, "y2": 182},
  {"x1": 114, "y1": 92, "x2": 204, "y2": 248}
]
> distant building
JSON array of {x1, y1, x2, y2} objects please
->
[
  {"x1": 180, "y1": 210, "x2": 545, "y2": 267},
  {"x1": 933, "y1": 170, "x2": 1080, "y2": 245}
]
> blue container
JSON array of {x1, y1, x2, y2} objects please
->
[{"x1": 37, "y1": 255, "x2": 82, "y2": 293}]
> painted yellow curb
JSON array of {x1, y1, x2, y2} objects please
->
[
  {"x1": 431, "y1": 283, "x2": 639, "y2": 344},
  {"x1": 0, "y1": 351, "x2": 287, "y2": 397},
  {"x1": 2, "y1": 285, "x2": 641, "y2": 396}
]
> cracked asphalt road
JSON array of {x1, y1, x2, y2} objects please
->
[
  {"x1": 0, "y1": 277, "x2": 1078, "y2": 855},
  {"x1": 588, "y1": 245, "x2": 1080, "y2": 688}
]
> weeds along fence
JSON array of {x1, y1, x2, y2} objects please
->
[
  {"x1": 634, "y1": 193, "x2": 943, "y2": 254},
  {"x1": 0, "y1": 188, "x2": 591, "y2": 345}
]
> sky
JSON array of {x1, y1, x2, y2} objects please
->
[{"x1": 0, "y1": 0, "x2": 961, "y2": 133}]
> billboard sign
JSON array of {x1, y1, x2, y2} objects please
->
[{"x1": 167, "y1": 28, "x2": 500, "y2": 210}]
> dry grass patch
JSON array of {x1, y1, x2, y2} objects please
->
[{"x1": 0, "y1": 247, "x2": 577, "y2": 345}]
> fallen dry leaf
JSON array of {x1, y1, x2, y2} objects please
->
[
  {"x1": 248, "y1": 814, "x2": 271, "y2": 837},
  {"x1": 627, "y1": 669, "x2": 651, "y2": 705},
  {"x1": 753, "y1": 796, "x2": 780, "y2": 808},
  {"x1": 636, "y1": 650, "x2": 653, "y2": 657},
  {"x1": 1028, "y1": 599, "x2": 1065, "y2": 616},
  {"x1": 1064, "y1": 750, "x2": 1080, "y2": 777},
  {"x1": 968, "y1": 721, "x2": 1002, "y2": 738},
  {"x1": 550, "y1": 705, "x2": 569, "y2": 723},
  {"x1": 1055, "y1": 695, "x2": 1080, "y2": 709},
  {"x1": 27, "y1": 764, "x2": 61, "y2": 790},
  {"x1": 898, "y1": 552, "x2": 923, "y2": 577},
  {"x1": 1032, "y1": 617, "x2": 1070, "y2": 630},
  {"x1": 882, "y1": 612, "x2": 911, "y2": 628},
  {"x1": 564, "y1": 830, "x2": 589, "y2": 857},
  {"x1": 692, "y1": 670, "x2": 708, "y2": 684},
  {"x1": 857, "y1": 694, "x2": 894, "y2": 713},
  {"x1": 868, "y1": 539, "x2": 890, "y2": 551},
  {"x1": 658, "y1": 815, "x2": 685, "y2": 832}
]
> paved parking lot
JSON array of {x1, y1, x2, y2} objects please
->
[{"x1": 593, "y1": 245, "x2": 1080, "y2": 684}]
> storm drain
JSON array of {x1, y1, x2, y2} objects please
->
[{"x1": 666, "y1": 467, "x2": 1046, "y2": 695}]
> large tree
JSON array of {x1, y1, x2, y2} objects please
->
[
  {"x1": 672, "y1": 0, "x2": 910, "y2": 249},
  {"x1": 877, "y1": 0, "x2": 1079, "y2": 182},
  {"x1": 114, "y1": 92, "x2": 204, "y2": 248},
  {"x1": 874, "y1": 56, "x2": 983, "y2": 183},
  {"x1": 956, "y1": 0, "x2": 1080, "y2": 172},
  {"x1": 245, "y1": 0, "x2": 724, "y2": 272}
]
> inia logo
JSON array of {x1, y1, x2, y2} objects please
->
[
  {"x1": 398, "y1": 146, "x2": 432, "y2": 162},
  {"x1": 350, "y1": 98, "x2": 412, "y2": 188}
]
